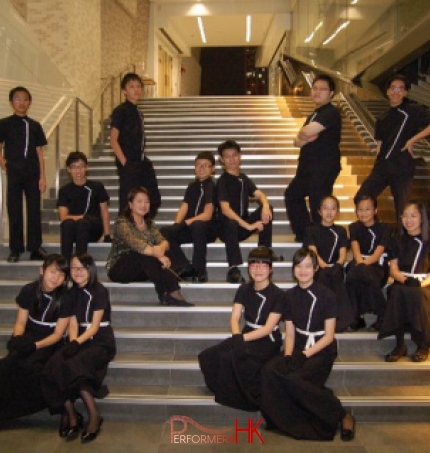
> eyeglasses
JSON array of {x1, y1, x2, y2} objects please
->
[
  {"x1": 195, "y1": 163, "x2": 213, "y2": 169},
  {"x1": 389, "y1": 85, "x2": 406, "y2": 92},
  {"x1": 311, "y1": 86, "x2": 330, "y2": 92}
]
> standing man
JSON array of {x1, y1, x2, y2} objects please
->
[
  {"x1": 284, "y1": 74, "x2": 341, "y2": 242},
  {"x1": 354, "y1": 74, "x2": 430, "y2": 222},
  {"x1": 110, "y1": 72, "x2": 160, "y2": 216}
]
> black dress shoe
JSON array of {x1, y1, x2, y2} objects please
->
[
  {"x1": 269, "y1": 249, "x2": 284, "y2": 262},
  {"x1": 81, "y1": 416, "x2": 103, "y2": 443},
  {"x1": 340, "y1": 414, "x2": 356, "y2": 441},
  {"x1": 59, "y1": 412, "x2": 70, "y2": 438},
  {"x1": 159, "y1": 293, "x2": 194, "y2": 307},
  {"x1": 194, "y1": 270, "x2": 208, "y2": 283},
  {"x1": 7, "y1": 252, "x2": 21, "y2": 263},
  {"x1": 348, "y1": 317, "x2": 366, "y2": 331},
  {"x1": 411, "y1": 347, "x2": 429, "y2": 362},
  {"x1": 178, "y1": 265, "x2": 196, "y2": 280},
  {"x1": 30, "y1": 247, "x2": 48, "y2": 260},
  {"x1": 226, "y1": 266, "x2": 245, "y2": 283},
  {"x1": 385, "y1": 344, "x2": 407, "y2": 362},
  {"x1": 66, "y1": 412, "x2": 84, "y2": 440}
]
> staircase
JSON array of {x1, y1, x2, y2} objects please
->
[{"x1": 1, "y1": 95, "x2": 430, "y2": 423}]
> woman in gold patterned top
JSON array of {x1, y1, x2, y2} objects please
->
[{"x1": 106, "y1": 187, "x2": 193, "y2": 306}]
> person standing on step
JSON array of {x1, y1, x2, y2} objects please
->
[
  {"x1": 346, "y1": 195, "x2": 391, "y2": 331},
  {"x1": 57, "y1": 151, "x2": 111, "y2": 261},
  {"x1": 0, "y1": 86, "x2": 49, "y2": 263},
  {"x1": 217, "y1": 140, "x2": 283, "y2": 284},
  {"x1": 303, "y1": 195, "x2": 354, "y2": 332},
  {"x1": 198, "y1": 246, "x2": 285, "y2": 411},
  {"x1": 0, "y1": 254, "x2": 71, "y2": 421},
  {"x1": 378, "y1": 201, "x2": 430, "y2": 363},
  {"x1": 284, "y1": 74, "x2": 341, "y2": 242},
  {"x1": 110, "y1": 72, "x2": 160, "y2": 216},
  {"x1": 160, "y1": 151, "x2": 218, "y2": 283},
  {"x1": 106, "y1": 187, "x2": 193, "y2": 306},
  {"x1": 261, "y1": 247, "x2": 356, "y2": 442},
  {"x1": 354, "y1": 74, "x2": 430, "y2": 225}
]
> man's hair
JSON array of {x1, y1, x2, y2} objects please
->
[
  {"x1": 195, "y1": 151, "x2": 215, "y2": 166},
  {"x1": 217, "y1": 140, "x2": 241, "y2": 156},
  {"x1": 66, "y1": 151, "x2": 88, "y2": 167},
  {"x1": 385, "y1": 73, "x2": 410, "y2": 91},
  {"x1": 121, "y1": 72, "x2": 144, "y2": 90},
  {"x1": 9, "y1": 86, "x2": 32, "y2": 102},
  {"x1": 312, "y1": 74, "x2": 336, "y2": 93}
]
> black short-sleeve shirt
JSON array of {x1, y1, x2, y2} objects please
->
[
  {"x1": 0, "y1": 114, "x2": 47, "y2": 169},
  {"x1": 388, "y1": 233, "x2": 430, "y2": 273},
  {"x1": 348, "y1": 221, "x2": 391, "y2": 256},
  {"x1": 217, "y1": 172, "x2": 257, "y2": 219},
  {"x1": 57, "y1": 179, "x2": 109, "y2": 219},
  {"x1": 299, "y1": 103, "x2": 341, "y2": 168},
  {"x1": 110, "y1": 100, "x2": 144, "y2": 163},
  {"x1": 183, "y1": 177, "x2": 216, "y2": 220},
  {"x1": 303, "y1": 224, "x2": 348, "y2": 264}
]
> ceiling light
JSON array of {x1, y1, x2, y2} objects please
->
[
  {"x1": 246, "y1": 15, "x2": 251, "y2": 43},
  {"x1": 322, "y1": 20, "x2": 350, "y2": 45},
  {"x1": 197, "y1": 16, "x2": 207, "y2": 43},
  {"x1": 350, "y1": 0, "x2": 359, "y2": 4}
]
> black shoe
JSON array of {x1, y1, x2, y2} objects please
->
[
  {"x1": 30, "y1": 247, "x2": 48, "y2": 261},
  {"x1": 385, "y1": 344, "x2": 407, "y2": 362},
  {"x1": 194, "y1": 270, "x2": 208, "y2": 283},
  {"x1": 269, "y1": 249, "x2": 284, "y2": 262},
  {"x1": 66, "y1": 412, "x2": 84, "y2": 440},
  {"x1": 227, "y1": 266, "x2": 245, "y2": 283},
  {"x1": 81, "y1": 416, "x2": 103, "y2": 443},
  {"x1": 7, "y1": 252, "x2": 20, "y2": 263},
  {"x1": 159, "y1": 293, "x2": 194, "y2": 307},
  {"x1": 340, "y1": 414, "x2": 356, "y2": 441},
  {"x1": 348, "y1": 317, "x2": 366, "y2": 331},
  {"x1": 178, "y1": 265, "x2": 196, "y2": 280},
  {"x1": 411, "y1": 347, "x2": 429, "y2": 362}
]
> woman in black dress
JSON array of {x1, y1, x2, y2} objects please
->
[
  {"x1": 303, "y1": 195, "x2": 354, "y2": 331},
  {"x1": 261, "y1": 247, "x2": 355, "y2": 441},
  {"x1": 346, "y1": 195, "x2": 391, "y2": 330},
  {"x1": 43, "y1": 253, "x2": 116, "y2": 443},
  {"x1": 0, "y1": 254, "x2": 70, "y2": 421},
  {"x1": 198, "y1": 246, "x2": 284, "y2": 411},
  {"x1": 379, "y1": 201, "x2": 430, "y2": 362}
]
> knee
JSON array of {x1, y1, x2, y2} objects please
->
[
  {"x1": 61, "y1": 219, "x2": 76, "y2": 233},
  {"x1": 190, "y1": 220, "x2": 207, "y2": 233}
]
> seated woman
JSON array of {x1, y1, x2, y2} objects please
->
[
  {"x1": 0, "y1": 254, "x2": 70, "y2": 421},
  {"x1": 198, "y1": 246, "x2": 284, "y2": 411},
  {"x1": 303, "y1": 195, "x2": 354, "y2": 332},
  {"x1": 42, "y1": 253, "x2": 116, "y2": 443},
  {"x1": 346, "y1": 195, "x2": 391, "y2": 331},
  {"x1": 379, "y1": 201, "x2": 430, "y2": 362},
  {"x1": 261, "y1": 247, "x2": 355, "y2": 441},
  {"x1": 106, "y1": 187, "x2": 192, "y2": 307}
]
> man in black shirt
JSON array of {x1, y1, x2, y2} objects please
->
[
  {"x1": 110, "y1": 73, "x2": 160, "y2": 215},
  {"x1": 355, "y1": 74, "x2": 430, "y2": 222},
  {"x1": 160, "y1": 151, "x2": 217, "y2": 283},
  {"x1": 284, "y1": 74, "x2": 341, "y2": 242},
  {"x1": 57, "y1": 151, "x2": 111, "y2": 260}
]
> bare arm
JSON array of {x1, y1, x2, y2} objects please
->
[
  {"x1": 99, "y1": 202, "x2": 111, "y2": 236},
  {"x1": 294, "y1": 121, "x2": 325, "y2": 148},
  {"x1": 110, "y1": 127, "x2": 126, "y2": 166},
  {"x1": 58, "y1": 206, "x2": 83, "y2": 221},
  {"x1": 220, "y1": 201, "x2": 263, "y2": 232},
  {"x1": 36, "y1": 146, "x2": 46, "y2": 193},
  {"x1": 284, "y1": 320, "x2": 295, "y2": 356},
  {"x1": 363, "y1": 245, "x2": 386, "y2": 265},
  {"x1": 186, "y1": 203, "x2": 214, "y2": 225},
  {"x1": 243, "y1": 312, "x2": 282, "y2": 342},
  {"x1": 253, "y1": 189, "x2": 272, "y2": 223},
  {"x1": 350, "y1": 240, "x2": 364, "y2": 263},
  {"x1": 174, "y1": 202, "x2": 188, "y2": 224},
  {"x1": 337, "y1": 247, "x2": 347, "y2": 265},
  {"x1": 303, "y1": 317, "x2": 336, "y2": 358},
  {"x1": 13, "y1": 308, "x2": 29, "y2": 336},
  {"x1": 35, "y1": 318, "x2": 70, "y2": 349},
  {"x1": 73, "y1": 310, "x2": 104, "y2": 344},
  {"x1": 230, "y1": 303, "x2": 243, "y2": 335},
  {"x1": 308, "y1": 244, "x2": 328, "y2": 268},
  {"x1": 0, "y1": 143, "x2": 5, "y2": 170},
  {"x1": 389, "y1": 258, "x2": 407, "y2": 284},
  {"x1": 403, "y1": 123, "x2": 430, "y2": 154}
]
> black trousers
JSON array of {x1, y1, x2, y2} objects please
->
[
  {"x1": 218, "y1": 206, "x2": 273, "y2": 266},
  {"x1": 107, "y1": 251, "x2": 180, "y2": 297},
  {"x1": 354, "y1": 159, "x2": 414, "y2": 225},
  {"x1": 118, "y1": 158, "x2": 161, "y2": 216},
  {"x1": 60, "y1": 215, "x2": 103, "y2": 260},
  {"x1": 160, "y1": 221, "x2": 218, "y2": 272},
  {"x1": 6, "y1": 166, "x2": 42, "y2": 253},
  {"x1": 284, "y1": 162, "x2": 340, "y2": 240}
]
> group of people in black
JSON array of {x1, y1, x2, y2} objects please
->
[{"x1": 1, "y1": 70, "x2": 430, "y2": 443}]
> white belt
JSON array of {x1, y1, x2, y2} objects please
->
[
  {"x1": 401, "y1": 272, "x2": 428, "y2": 282},
  {"x1": 245, "y1": 321, "x2": 279, "y2": 342},
  {"x1": 296, "y1": 327, "x2": 325, "y2": 350},
  {"x1": 29, "y1": 316, "x2": 56, "y2": 328},
  {"x1": 80, "y1": 322, "x2": 110, "y2": 329},
  {"x1": 362, "y1": 253, "x2": 386, "y2": 266}
]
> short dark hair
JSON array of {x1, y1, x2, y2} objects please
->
[
  {"x1": 386, "y1": 73, "x2": 410, "y2": 91},
  {"x1": 248, "y1": 246, "x2": 273, "y2": 267},
  {"x1": 9, "y1": 86, "x2": 32, "y2": 102},
  {"x1": 292, "y1": 247, "x2": 318, "y2": 279},
  {"x1": 66, "y1": 151, "x2": 88, "y2": 167},
  {"x1": 121, "y1": 72, "x2": 143, "y2": 90},
  {"x1": 71, "y1": 252, "x2": 98, "y2": 289},
  {"x1": 320, "y1": 195, "x2": 340, "y2": 211},
  {"x1": 217, "y1": 140, "x2": 241, "y2": 156},
  {"x1": 312, "y1": 74, "x2": 336, "y2": 93},
  {"x1": 355, "y1": 194, "x2": 377, "y2": 209},
  {"x1": 195, "y1": 151, "x2": 215, "y2": 166}
]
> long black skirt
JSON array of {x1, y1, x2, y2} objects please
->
[
  {"x1": 42, "y1": 342, "x2": 115, "y2": 414},
  {"x1": 260, "y1": 353, "x2": 345, "y2": 441},
  {"x1": 198, "y1": 336, "x2": 280, "y2": 411},
  {"x1": 378, "y1": 283, "x2": 430, "y2": 347}
]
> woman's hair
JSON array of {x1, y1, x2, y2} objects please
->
[
  {"x1": 320, "y1": 194, "x2": 340, "y2": 210},
  {"x1": 355, "y1": 194, "x2": 377, "y2": 210},
  {"x1": 35, "y1": 253, "x2": 69, "y2": 318},
  {"x1": 71, "y1": 252, "x2": 98, "y2": 289},
  {"x1": 292, "y1": 247, "x2": 318, "y2": 279},
  {"x1": 402, "y1": 201, "x2": 429, "y2": 242},
  {"x1": 122, "y1": 186, "x2": 152, "y2": 227}
]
